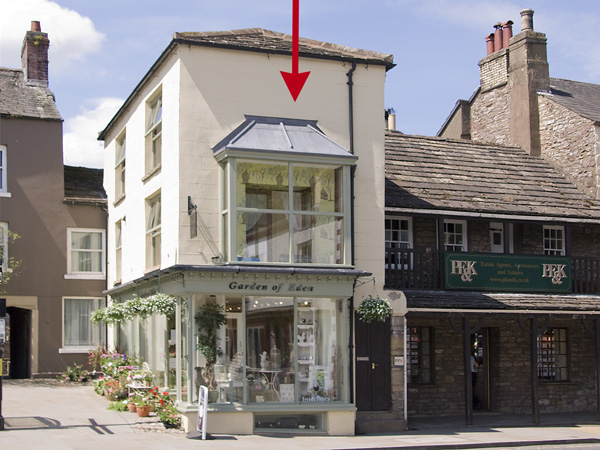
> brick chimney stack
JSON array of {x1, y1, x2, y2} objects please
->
[{"x1": 21, "y1": 21, "x2": 50, "y2": 86}]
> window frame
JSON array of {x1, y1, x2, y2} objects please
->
[
  {"x1": 444, "y1": 219, "x2": 467, "y2": 252},
  {"x1": 537, "y1": 327, "x2": 568, "y2": 382},
  {"x1": 65, "y1": 228, "x2": 106, "y2": 280},
  {"x1": 0, "y1": 145, "x2": 7, "y2": 195},
  {"x1": 115, "y1": 219, "x2": 123, "y2": 283},
  {"x1": 221, "y1": 158, "x2": 352, "y2": 266},
  {"x1": 60, "y1": 296, "x2": 106, "y2": 353},
  {"x1": 543, "y1": 225, "x2": 565, "y2": 256},
  {"x1": 146, "y1": 193, "x2": 161, "y2": 270},
  {"x1": 144, "y1": 91, "x2": 162, "y2": 177},
  {"x1": 406, "y1": 326, "x2": 433, "y2": 385},
  {"x1": 114, "y1": 131, "x2": 126, "y2": 202}
]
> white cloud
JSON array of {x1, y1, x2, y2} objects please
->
[
  {"x1": 0, "y1": 0, "x2": 105, "y2": 72},
  {"x1": 63, "y1": 98, "x2": 122, "y2": 169}
]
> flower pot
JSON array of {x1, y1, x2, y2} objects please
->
[
  {"x1": 127, "y1": 402, "x2": 137, "y2": 413},
  {"x1": 136, "y1": 405, "x2": 151, "y2": 417}
]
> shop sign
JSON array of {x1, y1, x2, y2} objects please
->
[
  {"x1": 444, "y1": 253, "x2": 572, "y2": 293},
  {"x1": 227, "y1": 281, "x2": 316, "y2": 294}
]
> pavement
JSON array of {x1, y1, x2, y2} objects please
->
[{"x1": 2, "y1": 379, "x2": 600, "y2": 449}]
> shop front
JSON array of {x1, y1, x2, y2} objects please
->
[{"x1": 118, "y1": 266, "x2": 366, "y2": 435}]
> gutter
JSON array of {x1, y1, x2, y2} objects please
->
[
  {"x1": 407, "y1": 307, "x2": 600, "y2": 316},
  {"x1": 385, "y1": 206, "x2": 600, "y2": 224}
]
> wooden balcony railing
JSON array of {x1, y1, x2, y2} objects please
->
[{"x1": 384, "y1": 247, "x2": 600, "y2": 294}]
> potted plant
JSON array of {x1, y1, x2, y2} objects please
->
[
  {"x1": 134, "y1": 394, "x2": 152, "y2": 417},
  {"x1": 357, "y1": 295, "x2": 393, "y2": 323},
  {"x1": 195, "y1": 302, "x2": 227, "y2": 395}
]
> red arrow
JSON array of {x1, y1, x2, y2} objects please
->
[{"x1": 280, "y1": 0, "x2": 310, "y2": 101}]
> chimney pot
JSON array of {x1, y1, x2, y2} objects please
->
[
  {"x1": 494, "y1": 22, "x2": 504, "y2": 52},
  {"x1": 502, "y1": 20, "x2": 514, "y2": 48},
  {"x1": 31, "y1": 21, "x2": 41, "y2": 32},
  {"x1": 520, "y1": 9, "x2": 534, "y2": 31},
  {"x1": 485, "y1": 33, "x2": 495, "y2": 55}
]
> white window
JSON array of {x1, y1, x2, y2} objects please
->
[
  {"x1": 543, "y1": 225, "x2": 565, "y2": 255},
  {"x1": 145, "y1": 92, "x2": 162, "y2": 176},
  {"x1": 115, "y1": 131, "x2": 126, "y2": 201},
  {"x1": 444, "y1": 220, "x2": 467, "y2": 252},
  {"x1": 66, "y1": 228, "x2": 105, "y2": 279},
  {"x1": 0, "y1": 145, "x2": 8, "y2": 195},
  {"x1": 61, "y1": 297, "x2": 106, "y2": 352},
  {"x1": 146, "y1": 194, "x2": 161, "y2": 269},
  {"x1": 115, "y1": 220, "x2": 122, "y2": 282},
  {"x1": 385, "y1": 216, "x2": 412, "y2": 269}
]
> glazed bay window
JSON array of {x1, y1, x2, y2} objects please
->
[
  {"x1": 67, "y1": 228, "x2": 105, "y2": 279},
  {"x1": 62, "y1": 297, "x2": 106, "y2": 351},
  {"x1": 225, "y1": 160, "x2": 349, "y2": 265}
]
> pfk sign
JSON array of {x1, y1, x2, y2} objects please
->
[{"x1": 444, "y1": 253, "x2": 572, "y2": 293}]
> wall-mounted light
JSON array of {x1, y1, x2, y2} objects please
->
[{"x1": 187, "y1": 196, "x2": 197, "y2": 215}]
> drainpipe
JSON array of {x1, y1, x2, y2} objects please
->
[{"x1": 346, "y1": 62, "x2": 357, "y2": 405}]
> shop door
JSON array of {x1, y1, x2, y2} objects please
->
[
  {"x1": 7, "y1": 307, "x2": 31, "y2": 379},
  {"x1": 355, "y1": 315, "x2": 391, "y2": 411},
  {"x1": 473, "y1": 329, "x2": 490, "y2": 410}
]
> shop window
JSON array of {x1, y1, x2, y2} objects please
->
[
  {"x1": 444, "y1": 220, "x2": 467, "y2": 252},
  {"x1": 62, "y1": 297, "x2": 106, "y2": 351},
  {"x1": 225, "y1": 160, "x2": 347, "y2": 264},
  {"x1": 406, "y1": 326, "x2": 432, "y2": 384},
  {"x1": 543, "y1": 225, "x2": 565, "y2": 256},
  {"x1": 538, "y1": 328, "x2": 568, "y2": 381}
]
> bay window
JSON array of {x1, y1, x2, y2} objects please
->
[{"x1": 223, "y1": 160, "x2": 350, "y2": 265}]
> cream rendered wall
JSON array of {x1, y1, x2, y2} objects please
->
[
  {"x1": 103, "y1": 54, "x2": 182, "y2": 289},
  {"x1": 175, "y1": 45, "x2": 386, "y2": 295}
]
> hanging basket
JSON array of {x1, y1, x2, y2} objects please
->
[{"x1": 357, "y1": 295, "x2": 393, "y2": 323}]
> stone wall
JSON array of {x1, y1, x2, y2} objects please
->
[
  {"x1": 407, "y1": 316, "x2": 596, "y2": 416},
  {"x1": 471, "y1": 85, "x2": 512, "y2": 146},
  {"x1": 538, "y1": 95, "x2": 600, "y2": 199}
]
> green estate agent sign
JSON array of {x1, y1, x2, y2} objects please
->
[{"x1": 444, "y1": 253, "x2": 572, "y2": 293}]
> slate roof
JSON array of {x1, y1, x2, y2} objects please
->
[
  {"x1": 64, "y1": 166, "x2": 106, "y2": 202},
  {"x1": 213, "y1": 116, "x2": 355, "y2": 160},
  {"x1": 174, "y1": 28, "x2": 395, "y2": 69},
  {"x1": 385, "y1": 131, "x2": 600, "y2": 220},
  {"x1": 0, "y1": 68, "x2": 61, "y2": 120},
  {"x1": 405, "y1": 290, "x2": 600, "y2": 314},
  {"x1": 540, "y1": 78, "x2": 600, "y2": 123}
]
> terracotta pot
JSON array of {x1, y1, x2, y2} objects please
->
[
  {"x1": 127, "y1": 402, "x2": 137, "y2": 413},
  {"x1": 136, "y1": 405, "x2": 151, "y2": 417}
]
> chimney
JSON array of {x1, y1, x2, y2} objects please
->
[
  {"x1": 385, "y1": 108, "x2": 396, "y2": 131},
  {"x1": 508, "y1": 8, "x2": 549, "y2": 156},
  {"x1": 493, "y1": 23, "x2": 504, "y2": 52},
  {"x1": 21, "y1": 21, "x2": 50, "y2": 86},
  {"x1": 485, "y1": 33, "x2": 495, "y2": 55},
  {"x1": 502, "y1": 21, "x2": 513, "y2": 48}
]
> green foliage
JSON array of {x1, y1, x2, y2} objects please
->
[
  {"x1": 357, "y1": 295, "x2": 393, "y2": 323},
  {"x1": 195, "y1": 303, "x2": 227, "y2": 365},
  {"x1": 58, "y1": 363, "x2": 89, "y2": 383},
  {"x1": 91, "y1": 293, "x2": 177, "y2": 325},
  {"x1": 108, "y1": 400, "x2": 128, "y2": 412},
  {"x1": 149, "y1": 388, "x2": 181, "y2": 428}
]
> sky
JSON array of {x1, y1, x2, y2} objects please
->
[{"x1": 1, "y1": 0, "x2": 599, "y2": 169}]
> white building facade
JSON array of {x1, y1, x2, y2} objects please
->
[{"x1": 99, "y1": 29, "x2": 395, "y2": 434}]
